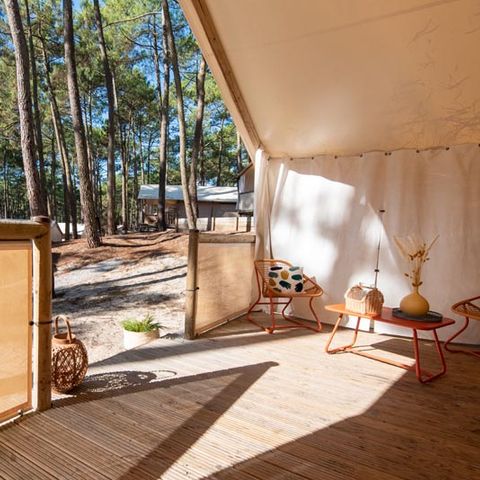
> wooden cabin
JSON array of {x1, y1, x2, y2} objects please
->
[
  {"x1": 138, "y1": 184, "x2": 239, "y2": 230},
  {"x1": 237, "y1": 162, "x2": 254, "y2": 215}
]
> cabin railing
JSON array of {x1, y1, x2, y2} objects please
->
[
  {"x1": 185, "y1": 230, "x2": 255, "y2": 338},
  {"x1": 0, "y1": 217, "x2": 51, "y2": 422}
]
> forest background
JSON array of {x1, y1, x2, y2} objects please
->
[{"x1": 0, "y1": 0, "x2": 248, "y2": 247}]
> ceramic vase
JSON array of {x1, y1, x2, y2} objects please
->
[{"x1": 400, "y1": 287, "x2": 429, "y2": 317}]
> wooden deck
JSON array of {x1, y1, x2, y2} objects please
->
[{"x1": 1, "y1": 316, "x2": 479, "y2": 479}]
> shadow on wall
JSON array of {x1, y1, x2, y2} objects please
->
[
  {"x1": 263, "y1": 145, "x2": 480, "y2": 342},
  {"x1": 265, "y1": 155, "x2": 390, "y2": 327}
]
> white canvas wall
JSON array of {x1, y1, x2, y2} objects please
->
[{"x1": 254, "y1": 144, "x2": 480, "y2": 343}]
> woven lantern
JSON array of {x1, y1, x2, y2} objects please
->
[{"x1": 51, "y1": 315, "x2": 88, "y2": 393}]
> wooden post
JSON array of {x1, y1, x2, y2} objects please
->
[
  {"x1": 32, "y1": 215, "x2": 52, "y2": 411},
  {"x1": 184, "y1": 229, "x2": 199, "y2": 340}
]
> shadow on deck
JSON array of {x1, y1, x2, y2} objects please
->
[{"x1": 0, "y1": 318, "x2": 479, "y2": 479}]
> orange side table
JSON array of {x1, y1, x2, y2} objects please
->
[{"x1": 324, "y1": 304, "x2": 455, "y2": 384}]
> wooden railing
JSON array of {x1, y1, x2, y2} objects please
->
[
  {"x1": 0, "y1": 217, "x2": 52, "y2": 420},
  {"x1": 185, "y1": 230, "x2": 255, "y2": 339}
]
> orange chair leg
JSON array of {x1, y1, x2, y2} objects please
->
[
  {"x1": 276, "y1": 297, "x2": 321, "y2": 333},
  {"x1": 268, "y1": 296, "x2": 276, "y2": 334},
  {"x1": 246, "y1": 269, "x2": 273, "y2": 333},
  {"x1": 444, "y1": 317, "x2": 480, "y2": 358},
  {"x1": 310, "y1": 297, "x2": 323, "y2": 332}
]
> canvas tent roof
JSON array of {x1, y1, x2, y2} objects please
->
[
  {"x1": 180, "y1": 0, "x2": 480, "y2": 158},
  {"x1": 138, "y1": 184, "x2": 238, "y2": 203}
]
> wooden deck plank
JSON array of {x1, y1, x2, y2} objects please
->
[
  {"x1": 0, "y1": 433, "x2": 63, "y2": 480},
  {"x1": 1, "y1": 318, "x2": 479, "y2": 480}
]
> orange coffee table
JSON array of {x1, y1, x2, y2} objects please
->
[{"x1": 324, "y1": 304, "x2": 455, "y2": 383}]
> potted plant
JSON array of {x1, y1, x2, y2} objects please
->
[
  {"x1": 394, "y1": 234, "x2": 439, "y2": 316},
  {"x1": 121, "y1": 314, "x2": 161, "y2": 350}
]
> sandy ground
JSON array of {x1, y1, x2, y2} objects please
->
[{"x1": 52, "y1": 232, "x2": 189, "y2": 365}]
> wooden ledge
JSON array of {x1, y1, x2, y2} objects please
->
[{"x1": 0, "y1": 218, "x2": 50, "y2": 240}]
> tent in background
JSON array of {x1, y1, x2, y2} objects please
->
[{"x1": 179, "y1": 0, "x2": 480, "y2": 343}]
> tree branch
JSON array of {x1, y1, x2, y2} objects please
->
[{"x1": 104, "y1": 11, "x2": 161, "y2": 28}]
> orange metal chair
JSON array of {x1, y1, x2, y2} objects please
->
[
  {"x1": 445, "y1": 295, "x2": 480, "y2": 357},
  {"x1": 247, "y1": 259, "x2": 324, "y2": 333}
]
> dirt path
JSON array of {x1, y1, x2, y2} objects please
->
[{"x1": 52, "y1": 232, "x2": 188, "y2": 364}]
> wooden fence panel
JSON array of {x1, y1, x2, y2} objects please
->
[
  {"x1": 187, "y1": 232, "x2": 255, "y2": 336},
  {"x1": 0, "y1": 241, "x2": 32, "y2": 422}
]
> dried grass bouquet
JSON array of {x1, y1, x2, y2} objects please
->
[{"x1": 394, "y1": 234, "x2": 439, "y2": 289}]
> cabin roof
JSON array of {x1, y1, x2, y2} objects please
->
[{"x1": 138, "y1": 184, "x2": 238, "y2": 203}]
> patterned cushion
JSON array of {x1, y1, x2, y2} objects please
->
[{"x1": 267, "y1": 265, "x2": 304, "y2": 294}]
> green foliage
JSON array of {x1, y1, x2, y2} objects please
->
[
  {"x1": 0, "y1": 0, "x2": 249, "y2": 224},
  {"x1": 121, "y1": 314, "x2": 160, "y2": 332}
]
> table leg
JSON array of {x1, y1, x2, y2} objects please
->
[
  {"x1": 325, "y1": 314, "x2": 361, "y2": 354},
  {"x1": 412, "y1": 329, "x2": 448, "y2": 383}
]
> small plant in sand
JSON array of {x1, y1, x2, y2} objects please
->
[
  {"x1": 121, "y1": 314, "x2": 160, "y2": 332},
  {"x1": 394, "y1": 234, "x2": 439, "y2": 289}
]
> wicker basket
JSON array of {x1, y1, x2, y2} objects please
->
[
  {"x1": 345, "y1": 284, "x2": 384, "y2": 315},
  {"x1": 51, "y1": 315, "x2": 88, "y2": 393}
]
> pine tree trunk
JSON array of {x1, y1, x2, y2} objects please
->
[
  {"x1": 139, "y1": 124, "x2": 145, "y2": 185},
  {"x1": 84, "y1": 92, "x2": 101, "y2": 235},
  {"x1": 2, "y1": 151, "x2": 8, "y2": 218},
  {"x1": 93, "y1": 0, "x2": 116, "y2": 235},
  {"x1": 61, "y1": 164, "x2": 70, "y2": 240},
  {"x1": 217, "y1": 117, "x2": 225, "y2": 186},
  {"x1": 4, "y1": 0, "x2": 47, "y2": 217},
  {"x1": 50, "y1": 136, "x2": 57, "y2": 220},
  {"x1": 200, "y1": 133, "x2": 205, "y2": 186},
  {"x1": 63, "y1": 0, "x2": 100, "y2": 247},
  {"x1": 153, "y1": 15, "x2": 168, "y2": 231},
  {"x1": 50, "y1": 102, "x2": 77, "y2": 239},
  {"x1": 41, "y1": 35, "x2": 77, "y2": 237},
  {"x1": 119, "y1": 122, "x2": 130, "y2": 232},
  {"x1": 24, "y1": 0, "x2": 48, "y2": 214},
  {"x1": 189, "y1": 55, "x2": 206, "y2": 223},
  {"x1": 96, "y1": 160, "x2": 102, "y2": 228},
  {"x1": 236, "y1": 131, "x2": 243, "y2": 172},
  {"x1": 162, "y1": 0, "x2": 195, "y2": 229},
  {"x1": 132, "y1": 124, "x2": 139, "y2": 227},
  {"x1": 147, "y1": 132, "x2": 153, "y2": 184},
  {"x1": 84, "y1": 95, "x2": 94, "y2": 191}
]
